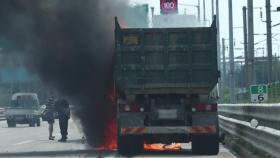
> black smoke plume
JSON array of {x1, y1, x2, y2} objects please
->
[{"x1": 0, "y1": 0, "x2": 129, "y2": 146}]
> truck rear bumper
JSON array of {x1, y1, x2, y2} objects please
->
[{"x1": 120, "y1": 125, "x2": 217, "y2": 135}]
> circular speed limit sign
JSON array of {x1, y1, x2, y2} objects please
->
[{"x1": 160, "y1": 0, "x2": 178, "y2": 14}]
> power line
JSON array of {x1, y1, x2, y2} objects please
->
[
  {"x1": 255, "y1": 34, "x2": 280, "y2": 45},
  {"x1": 272, "y1": 23, "x2": 280, "y2": 27}
]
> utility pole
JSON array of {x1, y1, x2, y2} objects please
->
[
  {"x1": 212, "y1": 0, "x2": 214, "y2": 21},
  {"x1": 243, "y1": 6, "x2": 249, "y2": 89},
  {"x1": 198, "y1": 0, "x2": 201, "y2": 22},
  {"x1": 222, "y1": 39, "x2": 226, "y2": 83},
  {"x1": 151, "y1": 7, "x2": 155, "y2": 27},
  {"x1": 216, "y1": 0, "x2": 222, "y2": 102},
  {"x1": 203, "y1": 0, "x2": 206, "y2": 25},
  {"x1": 248, "y1": 0, "x2": 255, "y2": 86},
  {"x1": 266, "y1": 0, "x2": 273, "y2": 83},
  {"x1": 228, "y1": 0, "x2": 235, "y2": 103},
  {"x1": 222, "y1": 38, "x2": 226, "y2": 102}
]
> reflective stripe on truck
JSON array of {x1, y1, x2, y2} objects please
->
[
  {"x1": 121, "y1": 127, "x2": 147, "y2": 134},
  {"x1": 121, "y1": 125, "x2": 216, "y2": 135},
  {"x1": 190, "y1": 125, "x2": 216, "y2": 134}
]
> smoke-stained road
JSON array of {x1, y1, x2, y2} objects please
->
[{"x1": 0, "y1": 119, "x2": 237, "y2": 158}]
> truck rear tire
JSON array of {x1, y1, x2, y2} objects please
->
[
  {"x1": 29, "y1": 119, "x2": 36, "y2": 127},
  {"x1": 7, "y1": 120, "x2": 16, "y2": 127},
  {"x1": 36, "y1": 119, "x2": 41, "y2": 127},
  {"x1": 192, "y1": 135, "x2": 219, "y2": 155},
  {"x1": 118, "y1": 135, "x2": 143, "y2": 155}
]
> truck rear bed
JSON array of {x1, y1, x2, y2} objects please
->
[{"x1": 115, "y1": 20, "x2": 218, "y2": 94}]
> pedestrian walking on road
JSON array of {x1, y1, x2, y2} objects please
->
[
  {"x1": 55, "y1": 98, "x2": 70, "y2": 142},
  {"x1": 45, "y1": 96, "x2": 55, "y2": 140}
]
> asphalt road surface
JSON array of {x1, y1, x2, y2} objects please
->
[{"x1": 0, "y1": 119, "x2": 238, "y2": 158}]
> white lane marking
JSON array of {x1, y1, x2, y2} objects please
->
[{"x1": 14, "y1": 140, "x2": 35, "y2": 146}]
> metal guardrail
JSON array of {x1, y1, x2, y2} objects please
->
[
  {"x1": 219, "y1": 115, "x2": 280, "y2": 158},
  {"x1": 0, "y1": 108, "x2": 5, "y2": 121},
  {"x1": 219, "y1": 104, "x2": 280, "y2": 158},
  {"x1": 219, "y1": 104, "x2": 280, "y2": 130}
]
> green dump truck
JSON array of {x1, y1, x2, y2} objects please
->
[{"x1": 115, "y1": 17, "x2": 220, "y2": 155}]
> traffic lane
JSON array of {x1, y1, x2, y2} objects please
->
[
  {"x1": 0, "y1": 120, "x2": 43, "y2": 152},
  {"x1": 85, "y1": 144, "x2": 237, "y2": 158},
  {"x1": 0, "y1": 119, "x2": 89, "y2": 153},
  {"x1": 0, "y1": 120, "x2": 112, "y2": 157},
  {"x1": 132, "y1": 146, "x2": 237, "y2": 158},
  {"x1": 80, "y1": 146, "x2": 237, "y2": 158},
  {"x1": 0, "y1": 120, "x2": 237, "y2": 158},
  {"x1": 0, "y1": 148, "x2": 236, "y2": 158},
  {"x1": 0, "y1": 120, "x2": 51, "y2": 152},
  {"x1": 0, "y1": 149, "x2": 116, "y2": 158}
]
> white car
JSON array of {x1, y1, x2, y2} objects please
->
[{"x1": 5, "y1": 93, "x2": 41, "y2": 127}]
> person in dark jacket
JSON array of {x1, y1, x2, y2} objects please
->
[
  {"x1": 45, "y1": 97, "x2": 55, "y2": 140},
  {"x1": 55, "y1": 98, "x2": 70, "y2": 142}
]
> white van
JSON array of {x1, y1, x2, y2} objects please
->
[{"x1": 5, "y1": 93, "x2": 41, "y2": 127}]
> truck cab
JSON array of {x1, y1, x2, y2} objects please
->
[{"x1": 5, "y1": 93, "x2": 41, "y2": 127}]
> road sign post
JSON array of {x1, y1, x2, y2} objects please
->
[{"x1": 250, "y1": 85, "x2": 268, "y2": 103}]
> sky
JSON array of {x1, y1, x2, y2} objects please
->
[{"x1": 129, "y1": 0, "x2": 280, "y2": 58}]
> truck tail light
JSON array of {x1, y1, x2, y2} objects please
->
[
  {"x1": 193, "y1": 103, "x2": 217, "y2": 112},
  {"x1": 119, "y1": 104, "x2": 144, "y2": 112}
]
